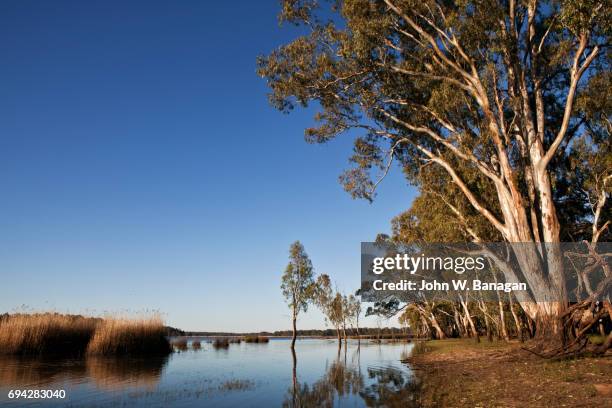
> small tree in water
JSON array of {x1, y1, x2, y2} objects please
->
[
  {"x1": 314, "y1": 274, "x2": 346, "y2": 345},
  {"x1": 281, "y1": 241, "x2": 315, "y2": 349}
]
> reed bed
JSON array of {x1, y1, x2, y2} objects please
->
[
  {"x1": 212, "y1": 338, "x2": 230, "y2": 348},
  {"x1": 0, "y1": 313, "x2": 99, "y2": 356},
  {"x1": 228, "y1": 337, "x2": 242, "y2": 344},
  {"x1": 0, "y1": 313, "x2": 171, "y2": 356},
  {"x1": 243, "y1": 336, "x2": 269, "y2": 343},
  {"x1": 191, "y1": 340, "x2": 201, "y2": 350},
  {"x1": 87, "y1": 316, "x2": 171, "y2": 356},
  {"x1": 170, "y1": 338, "x2": 188, "y2": 351}
]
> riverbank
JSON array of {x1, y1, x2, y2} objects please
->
[{"x1": 408, "y1": 338, "x2": 611, "y2": 407}]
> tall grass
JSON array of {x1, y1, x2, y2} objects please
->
[
  {"x1": 86, "y1": 316, "x2": 171, "y2": 356},
  {"x1": 0, "y1": 313, "x2": 99, "y2": 356},
  {"x1": 0, "y1": 313, "x2": 171, "y2": 356}
]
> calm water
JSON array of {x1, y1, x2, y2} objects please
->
[{"x1": 0, "y1": 339, "x2": 417, "y2": 407}]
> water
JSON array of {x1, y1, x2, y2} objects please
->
[{"x1": 0, "y1": 339, "x2": 417, "y2": 407}]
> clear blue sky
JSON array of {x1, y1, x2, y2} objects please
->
[{"x1": 0, "y1": 0, "x2": 415, "y2": 331}]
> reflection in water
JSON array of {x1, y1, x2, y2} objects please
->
[
  {"x1": 285, "y1": 347, "x2": 364, "y2": 407},
  {"x1": 0, "y1": 356, "x2": 87, "y2": 388},
  {"x1": 285, "y1": 344, "x2": 417, "y2": 408},
  {"x1": 86, "y1": 356, "x2": 168, "y2": 390},
  {"x1": 360, "y1": 366, "x2": 419, "y2": 407},
  {"x1": 0, "y1": 355, "x2": 168, "y2": 391},
  {"x1": 0, "y1": 340, "x2": 415, "y2": 407}
]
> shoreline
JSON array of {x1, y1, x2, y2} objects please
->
[{"x1": 407, "y1": 338, "x2": 611, "y2": 407}]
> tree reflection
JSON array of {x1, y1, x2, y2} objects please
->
[
  {"x1": 284, "y1": 358, "x2": 363, "y2": 407},
  {"x1": 284, "y1": 346, "x2": 417, "y2": 407},
  {"x1": 359, "y1": 366, "x2": 419, "y2": 408}
]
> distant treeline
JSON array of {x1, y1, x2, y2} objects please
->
[
  {"x1": 165, "y1": 326, "x2": 186, "y2": 336},
  {"x1": 180, "y1": 327, "x2": 410, "y2": 337}
]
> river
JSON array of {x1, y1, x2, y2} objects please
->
[{"x1": 0, "y1": 339, "x2": 417, "y2": 407}]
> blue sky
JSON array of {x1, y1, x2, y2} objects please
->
[{"x1": 0, "y1": 0, "x2": 415, "y2": 331}]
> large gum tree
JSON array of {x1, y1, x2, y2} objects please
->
[{"x1": 260, "y1": 0, "x2": 610, "y2": 338}]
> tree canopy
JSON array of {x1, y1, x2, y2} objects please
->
[
  {"x1": 282, "y1": 241, "x2": 316, "y2": 316},
  {"x1": 259, "y1": 0, "x2": 610, "y2": 244}
]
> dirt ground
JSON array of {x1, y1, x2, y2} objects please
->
[{"x1": 407, "y1": 338, "x2": 612, "y2": 408}]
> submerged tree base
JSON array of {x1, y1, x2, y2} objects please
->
[{"x1": 408, "y1": 339, "x2": 612, "y2": 407}]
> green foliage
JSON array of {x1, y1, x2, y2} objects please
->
[
  {"x1": 259, "y1": 0, "x2": 610, "y2": 243},
  {"x1": 281, "y1": 241, "x2": 316, "y2": 315}
]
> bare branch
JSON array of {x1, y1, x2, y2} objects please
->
[
  {"x1": 380, "y1": 62, "x2": 472, "y2": 92},
  {"x1": 592, "y1": 174, "x2": 611, "y2": 243},
  {"x1": 377, "y1": 108, "x2": 501, "y2": 182},
  {"x1": 541, "y1": 37, "x2": 600, "y2": 168}
]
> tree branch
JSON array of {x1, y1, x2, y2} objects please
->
[{"x1": 541, "y1": 37, "x2": 600, "y2": 168}]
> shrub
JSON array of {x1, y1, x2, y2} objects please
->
[
  {"x1": 213, "y1": 338, "x2": 230, "y2": 348},
  {"x1": 170, "y1": 338, "x2": 188, "y2": 351},
  {"x1": 243, "y1": 336, "x2": 269, "y2": 343}
]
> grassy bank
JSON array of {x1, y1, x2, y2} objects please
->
[
  {"x1": 0, "y1": 313, "x2": 171, "y2": 357},
  {"x1": 408, "y1": 338, "x2": 611, "y2": 407}
]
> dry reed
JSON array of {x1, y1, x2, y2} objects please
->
[
  {"x1": 86, "y1": 316, "x2": 171, "y2": 356},
  {"x1": 0, "y1": 313, "x2": 99, "y2": 356}
]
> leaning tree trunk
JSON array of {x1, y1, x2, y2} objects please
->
[
  {"x1": 429, "y1": 313, "x2": 446, "y2": 340},
  {"x1": 478, "y1": 300, "x2": 493, "y2": 342},
  {"x1": 419, "y1": 314, "x2": 432, "y2": 339},
  {"x1": 453, "y1": 304, "x2": 467, "y2": 338},
  {"x1": 460, "y1": 295, "x2": 479, "y2": 342},
  {"x1": 498, "y1": 299, "x2": 509, "y2": 341},
  {"x1": 508, "y1": 293, "x2": 524, "y2": 342},
  {"x1": 493, "y1": 272, "x2": 509, "y2": 341}
]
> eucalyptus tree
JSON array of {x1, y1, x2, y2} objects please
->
[
  {"x1": 314, "y1": 274, "x2": 346, "y2": 344},
  {"x1": 281, "y1": 241, "x2": 316, "y2": 348},
  {"x1": 260, "y1": 0, "x2": 610, "y2": 340},
  {"x1": 345, "y1": 294, "x2": 362, "y2": 338}
]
